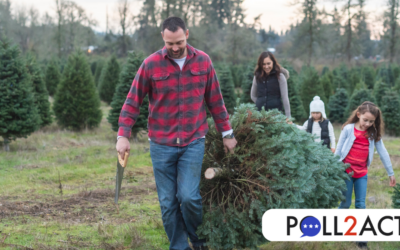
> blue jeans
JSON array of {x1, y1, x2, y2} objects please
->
[
  {"x1": 339, "y1": 174, "x2": 368, "y2": 209},
  {"x1": 150, "y1": 138, "x2": 206, "y2": 250}
]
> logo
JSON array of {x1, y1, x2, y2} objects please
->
[
  {"x1": 300, "y1": 216, "x2": 321, "y2": 238},
  {"x1": 263, "y1": 209, "x2": 400, "y2": 241}
]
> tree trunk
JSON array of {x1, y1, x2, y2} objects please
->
[
  {"x1": 132, "y1": 133, "x2": 138, "y2": 143},
  {"x1": 346, "y1": 1, "x2": 352, "y2": 63},
  {"x1": 3, "y1": 138, "x2": 9, "y2": 152},
  {"x1": 205, "y1": 168, "x2": 229, "y2": 179}
]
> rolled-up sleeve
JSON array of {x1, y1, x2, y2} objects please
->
[
  {"x1": 118, "y1": 62, "x2": 150, "y2": 138},
  {"x1": 204, "y1": 59, "x2": 231, "y2": 132}
]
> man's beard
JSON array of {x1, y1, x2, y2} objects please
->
[{"x1": 168, "y1": 47, "x2": 185, "y2": 58}]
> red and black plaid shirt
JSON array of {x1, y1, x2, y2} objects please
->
[{"x1": 118, "y1": 44, "x2": 231, "y2": 146}]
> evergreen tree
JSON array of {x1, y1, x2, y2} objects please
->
[
  {"x1": 374, "y1": 80, "x2": 390, "y2": 107},
  {"x1": 344, "y1": 89, "x2": 375, "y2": 119},
  {"x1": 394, "y1": 77, "x2": 400, "y2": 93},
  {"x1": 198, "y1": 104, "x2": 348, "y2": 250},
  {"x1": 25, "y1": 55, "x2": 52, "y2": 127},
  {"x1": 299, "y1": 67, "x2": 326, "y2": 114},
  {"x1": 332, "y1": 66, "x2": 348, "y2": 91},
  {"x1": 94, "y1": 59, "x2": 105, "y2": 87},
  {"x1": 98, "y1": 55, "x2": 120, "y2": 104},
  {"x1": 216, "y1": 65, "x2": 236, "y2": 114},
  {"x1": 376, "y1": 66, "x2": 394, "y2": 87},
  {"x1": 285, "y1": 65, "x2": 307, "y2": 122},
  {"x1": 361, "y1": 66, "x2": 375, "y2": 89},
  {"x1": 392, "y1": 64, "x2": 400, "y2": 80},
  {"x1": 90, "y1": 61, "x2": 97, "y2": 75},
  {"x1": 0, "y1": 38, "x2": 40, "y2": 151},
  {"x1": 239, "y1": 64, "x2": 254, "y2": 104},
  {"x1": 108, "y1": 51, "x2": 147, "y2": 142},
  {"x1": 392, "y1": 184, "x2": 400, "y2": 208},
  {"x1": 320, "y1": 72, "x2": 333, "y2": 103},
  {"x1": 53, "y1": 51, "x2": 102, "y2": 130},
  {"x1": 44, "y1": 59, "x2": 61, "y2": 96},
  {"x1": 328, "y1": 88, "x2": 348, "y2": 123},
  {"x1": 381, "y1": 91, "x2": 400, "y2": 136},
  {"x1": 348, "y1": 69, "x2": 361, "y2": 96},
  {"x1": 321, "y1": 66, "x2": 330, "y2": 76},
  {"x1": 230, "y1": 63, "x2": 245, "y2": 88}
]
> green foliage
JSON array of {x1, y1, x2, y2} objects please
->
[
  {"x1": 98, "y1": 55, "x2": 120, "y2": 104},
  {"x1": 53, "y1": 51, "x2": 102, "y2": 130},
  {"x1": 320, "y1": 72, "x2": 333, "y2": 103},
  {"x1": 299, "y1": 67, "x2": 326, "y2": 115},
  {"x1": 94, "y1": 59, "x2": 105, "y2": 87},
  {"x1": 332, "y1": 66, "x2": 348, "y2": 91},
  {"x1": 348, "y1": 69, "x2": 361, "y2": 96},
  {"x1": 321, "y1": 66, "x2": 330, "y2": 76},
  {"x1": 392, "y1": 64, "x2": 400, "y2": 80},
  {"x1": 373, "y1": 80, "x2": 389, "y2": 107},
  {"x1": 392, "y1": 184, "x2": 400, "y2": 208},
  {"x1": 25, "y1": 55, "x2": 52, "y2": 127},
  {"x1": 44, "y1": 59, "x2": 61, "y2": 96},
  {"x1": 394, "y1": 77, "x2": 400, "y2": 93},
  {"x1": 285, "y1": 65, "x2": 307, "y2": 122},
  {"x1": 381, "y1": 91, "x2": 400, "y2": 136},
  {"x1": 376, "y1": 65, "x2": 394, "y2": 87},
  {"x1": 108, "y1": 51, "x2": 147, "y2": 140},
  {"x1": 198, "y1": 104, "x2": 348, "y2": 250},
  {"x1": 90, "y1": 61, "x2": 97, "y2": 75},
  {"x1": 240, "y1": 64, "x2": 254, "y2": 104},
  {"x1": 0, "y1": 38, "x2": 40, "y2": 144},
  {"x1": 230, "y1": 64, "x2": 245, "y2": 88},
  {"x1": 361, "y1": 66, "x2": 375, "y2": 89},
  {"x1": 216, "y1": 65, "x2": 236, "y2": 114},
  {"x1": 328, "y1": 88, "x2": 348, "y2": 123},
  {"x1": 344, "y1": 89, "x2": 375, "y2": 119}
]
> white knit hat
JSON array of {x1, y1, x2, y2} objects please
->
[{"x1": 309, "y1": 96, "x2": 326, "y2": 118}]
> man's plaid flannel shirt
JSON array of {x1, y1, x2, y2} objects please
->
[{"x1": 117, "y1": 44, "x2": 232, "y2": 147}]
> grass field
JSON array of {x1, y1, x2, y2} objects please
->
[{"x1": 1, "y1": 104, "x2": 400, "y2": 250}]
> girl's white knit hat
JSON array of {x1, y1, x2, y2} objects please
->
[{"x1": 309, "y1": 96, "x2": 327, "y2": 118}]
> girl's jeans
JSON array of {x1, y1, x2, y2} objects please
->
[
  {"x1": 339, "y1": 174, "x2": 368, "y2": 209},
  {"x1": 339, "y1": 174, "x2": 368, "y2": 244},
  {"x1": 150, "y1": 138, "x2": 206, "y2": 250}
]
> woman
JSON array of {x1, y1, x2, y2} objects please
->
[{"x1": 250, "y1": 51, "x2": 291, "y2": 119}]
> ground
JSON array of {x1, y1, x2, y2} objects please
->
[{"x1": 1, "y1": 104, "x2": 400, "y2": 249}]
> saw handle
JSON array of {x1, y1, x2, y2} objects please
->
[{"x1": 118, "y1": 151, "x2": 129, "y2": 168}]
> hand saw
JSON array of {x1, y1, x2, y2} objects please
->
[{"x1": 115, "y1": 151, "x2": 129, "y2": 204}]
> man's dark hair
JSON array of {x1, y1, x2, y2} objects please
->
[{"x1": 162, "y1": 17, "x2": 186, "y2": 32}]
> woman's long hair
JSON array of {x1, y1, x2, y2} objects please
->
[
  {"x1": 342, "y1": 101, "x2": 384, "y2": 141},
  {"x1": 254, "y1": 51, "x2": 281, "y2": 81}
]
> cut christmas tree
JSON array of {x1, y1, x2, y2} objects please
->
[{"x1": 197, "y1": 103, "x2": 348, "y2": 250}]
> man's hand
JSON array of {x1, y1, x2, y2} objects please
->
[
  {"x1": 116, "y1": 137, "x2": 130, "y2": 160},
  {"x1": 331, "y1": 148, "x2": 336, "y2": 153},
  {"x1": 223, "y1": 138, "x2": 237, "y2": 154},
  {"x1": 286, "y1": 118, "x2": 293, "y2": 125},
  {"x1": 390, "y1": 175, "x2": 396, "y2": 187}
]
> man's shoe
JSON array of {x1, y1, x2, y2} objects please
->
[{"x1": 193, "y1": 245, "x2": 209, "y2": 250}]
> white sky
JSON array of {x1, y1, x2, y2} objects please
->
[{"x1": 10, "y1": 0, "x2": 386, "y2": 37}]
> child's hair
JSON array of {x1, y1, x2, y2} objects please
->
[{"x1": 342, "y1": 101, "x2": 384, "y2": 141}]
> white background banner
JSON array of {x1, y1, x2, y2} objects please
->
[{"x1": 262, "y1": 209, "x2": 400, "y2": 241}]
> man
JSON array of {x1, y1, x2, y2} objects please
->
[{"x1": 116, "y1": 16, "x2": 237, "y2": 250}]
